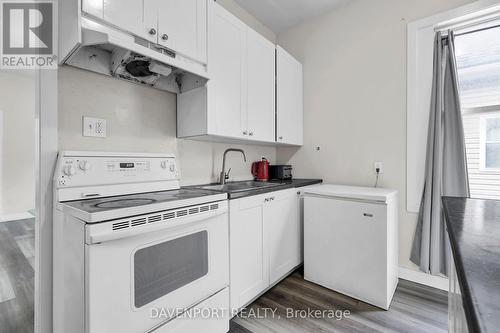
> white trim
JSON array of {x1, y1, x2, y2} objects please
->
[
  {"x1": 479, "y1": 113, "x2": 500, "y2": 172},
  {"x1": 35, "y1": 69, "x2": 58, "y2": 333},
  {"x1": 0, "y1": 109, "x2": 3, "y2": 215},
  {"x1": 434, "y1": 1, "x2": 500, "y2": 32},
  {"x1": 407, "y1": 0, "x2": 500, "y2": 30},
  {"x1": 406, "y1": 0, "x2": 500, "y2": 213},
  {"x1": 462, "y1": 104, "x2": 500, "y2": 115},
  {"x1": 398, "y1": 267, "x2": 449, "y2": 291},
  {"x1": 0, "y1": 212, "x2": 35, "y2": 223}
]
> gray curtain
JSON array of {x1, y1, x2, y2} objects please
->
[{"x1": 410, "y1": 31, "x2": 469, "y2": 276}]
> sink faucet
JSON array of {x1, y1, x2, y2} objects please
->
[{"x1": 220, "y1": 149, "x2": 247, "y2": 185}]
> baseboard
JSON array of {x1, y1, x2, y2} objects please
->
[
  {"x1": 398, "y1": 267, "x2": 448, "y2": 291},
  {"x1": 0, "y1": 212, "x2": 35, "y2": 223}
]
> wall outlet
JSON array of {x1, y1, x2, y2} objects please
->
[
  {"x1": 374, "y1": 162, "x2": 384, "y2": 174},
  {"x1": 83, "y1": 117, "x2": 107, "y2": 138}
]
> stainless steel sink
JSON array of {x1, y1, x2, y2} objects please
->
[{"x1": 196, "y1": 181, "x2": 282, "y2": 193}]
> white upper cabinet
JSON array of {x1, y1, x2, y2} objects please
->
[
  {"x1": 246, "y1": 29, "x2": 276, "y2": 143},
  {"x1": 82, "y1": 0, "x2": 208, "y2": 63},
  {"x1": 158, "y1": 0, "x2": 207, "y2": 63},
  {"x1": 177, "y1": 2, "x2": 279, "y2": 143},
  {"x1": 100, "y1": 0, "x2": 158, "y2": 43},
  {"x1": 277, "y1": 46, "x2": 304, "y2": 146},
  {"x1": 208, "y1": 2, "x2": 247, "y2": 138}
]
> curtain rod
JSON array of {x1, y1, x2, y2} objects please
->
[
  {"x1": 435, "y1": 7, "x2": 500, "y2": 34},
  {"x1": 443, "y1": 22, "x2": 500, "y2": 38}
]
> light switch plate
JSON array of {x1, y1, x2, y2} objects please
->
[{"x1": 83, "y1": 117, "x2": 107, "y2": 138}]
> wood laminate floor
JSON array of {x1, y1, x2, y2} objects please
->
[
  {"x1": 0, "y1": 220, "x2": 448, "y2": 333},
  {"x1": 230, "y1": 271, "x2": 448, "y2": 333},
  {"x1": 0, "y1": 218, "x2": 35, "y2": 333}
]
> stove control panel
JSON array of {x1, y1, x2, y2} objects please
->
[{"x1": 55, "y1": 152, "x2": 179, "y2": 188}]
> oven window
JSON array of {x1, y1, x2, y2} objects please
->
[{"x1": 134, "y1": 231, "x2": 209, "y2": 308}]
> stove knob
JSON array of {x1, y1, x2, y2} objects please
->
[
  {"x1": 160, "y1": 161, "x2": 168, "y2": 169},
  {"x1": 169, "y1": 164, "x2": 176, "y2": 172},
  {"x1": 63, "y1": 165, "x2": 76, "y2": 176},
  {"x1": 79, "y1": 160, "x2": 91, "y2": 171}
]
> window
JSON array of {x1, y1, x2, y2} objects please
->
[
  {"x1": 455, "y1": 25, "x2": 500, "y2": 109},
  {"x1": 481, "y1": 114, "x2": 500, "y2": 170},
  {"x1": 406, "y1": 6, "x2": 500, "y2": 212},
  {"x1": 456, "y1": 24, "x2": 500, "y2": 199}
]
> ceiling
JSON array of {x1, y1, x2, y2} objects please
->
[{"x1": 234, "y1": 0, "x2": 350, "y2": 33}]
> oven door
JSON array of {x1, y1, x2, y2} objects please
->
[{"x1": 84, "y1": 202, "x2": 229, "y2": 333}]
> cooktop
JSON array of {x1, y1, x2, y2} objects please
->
[{"x1": 63, "y1": 189, "x2": 223, "y2": 214}]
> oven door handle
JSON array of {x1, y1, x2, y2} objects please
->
[{"x1": 85, "y1": 208, "x2": 227, "y2": 244}]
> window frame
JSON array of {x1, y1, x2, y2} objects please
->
[
  {"x1": 479, "y1": 111, "x2": 500, "y2": 172},
  {"x1": 405, "y1": 0, "x2": 500, "y2": 213}
]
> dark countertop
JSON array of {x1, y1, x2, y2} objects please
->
[
  {"x1": 442, "y1": 197, "x2": 500, "y2": 333},
  {"x1": 183, "y1": 179, "x2": 323, "y2": 200},
  {"x1": 229, "y1": 178, "x2": 323, "y2": 200}
]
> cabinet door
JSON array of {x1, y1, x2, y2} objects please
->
[
  {"x1": 276, "y1": 46, "x2": 303, "y2": 145},
  {"x1": 229, "y1": 195, "x2": 268, "y2": 310},
  {"x1": 246, "y1": 29, "x2": 275, "y2": 142},
  {"x1": 158, "y1": 0, "x2": 207, "y2": 63},
  {"x1": 265, "y1": 189, "x2": 301, "y2": 285},
  {"x1": 208, "y1": 3, "x2": 246, "y2": 139},
  {"x1": 103, "y1": 0, "x2": 157, "y2": 43}
]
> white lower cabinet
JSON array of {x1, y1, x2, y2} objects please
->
[
  {"x1": 229, "y1": 193, "x2": 269, "y2": 311},
  {"x1": 229, "y1": 188, "x2": 300, "y2": 311},
  {"x1": 265, "y1": 189, "x2": 301, "y2": 285}
]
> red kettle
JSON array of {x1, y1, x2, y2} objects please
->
[{"x1": 252, "y1": 158, "x2": 270, "y2": 181}]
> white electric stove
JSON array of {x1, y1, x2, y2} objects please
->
[{"x1": 53, "y1": 151, "x2": 230, "y2": 333}]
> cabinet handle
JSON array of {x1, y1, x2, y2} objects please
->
[
  {"x1": 161, "y1": 34, "x2": 169, "y2": 41},
  {"x1": 243, "y1": 131, "x2": 248, "y2": 135},
  {"x1": 279, "y1": 136, "x2": 283, "y2": 140},
  {"x1": 249, "y1": 132, "x2": 254, "y2": 136},
  {"x1": 82, "y1": 193, "x2": 100, "y2": 198},
  {"x1": 149, "y1": 28, "x2": 157, "y2": 35},
  {"x1": 363, "y1": 213, "x2": 374, "y2": 217},
  {"x1": 270, "y1": 197, "x2": 275, "y2": 201},
  {"x1": 264, "y1": 198, "x2": 269, "y2": 203}
]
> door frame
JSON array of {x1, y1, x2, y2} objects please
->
[{"x1": 34, "y1": 69, "x2": 58, "y2": 333}]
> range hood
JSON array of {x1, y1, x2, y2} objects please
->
[{"x1": 61, "y1": 17, "x2": 209, "y2": 94}]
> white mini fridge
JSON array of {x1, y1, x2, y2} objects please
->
[{"x1": 302, "y1": 184, "x2": 398, "y2": 310}]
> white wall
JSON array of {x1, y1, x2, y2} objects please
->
[
  {"x1": 58, "y1": 0, "x2": 277, "y2": 186},
  {"x1": 0, "y1": 70, "x2": 36, "y2": 216},
  {"x1": 58, "y1": 66, "x2": 275, "y2": 186},
  {"x1": 275, "y1": 0, "x2": 475, "y2": 271},
  {"x1": 216, "y1": 0, "x2": 276, "y2": 42}
]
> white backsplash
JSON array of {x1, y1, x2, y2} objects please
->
[{"x1": 58, "y1": 66, "x2": 276, "y2": 186}]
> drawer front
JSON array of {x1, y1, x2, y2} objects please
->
[{"x1": 154, "y1": 288, "x2": 229, "y2": 333}]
